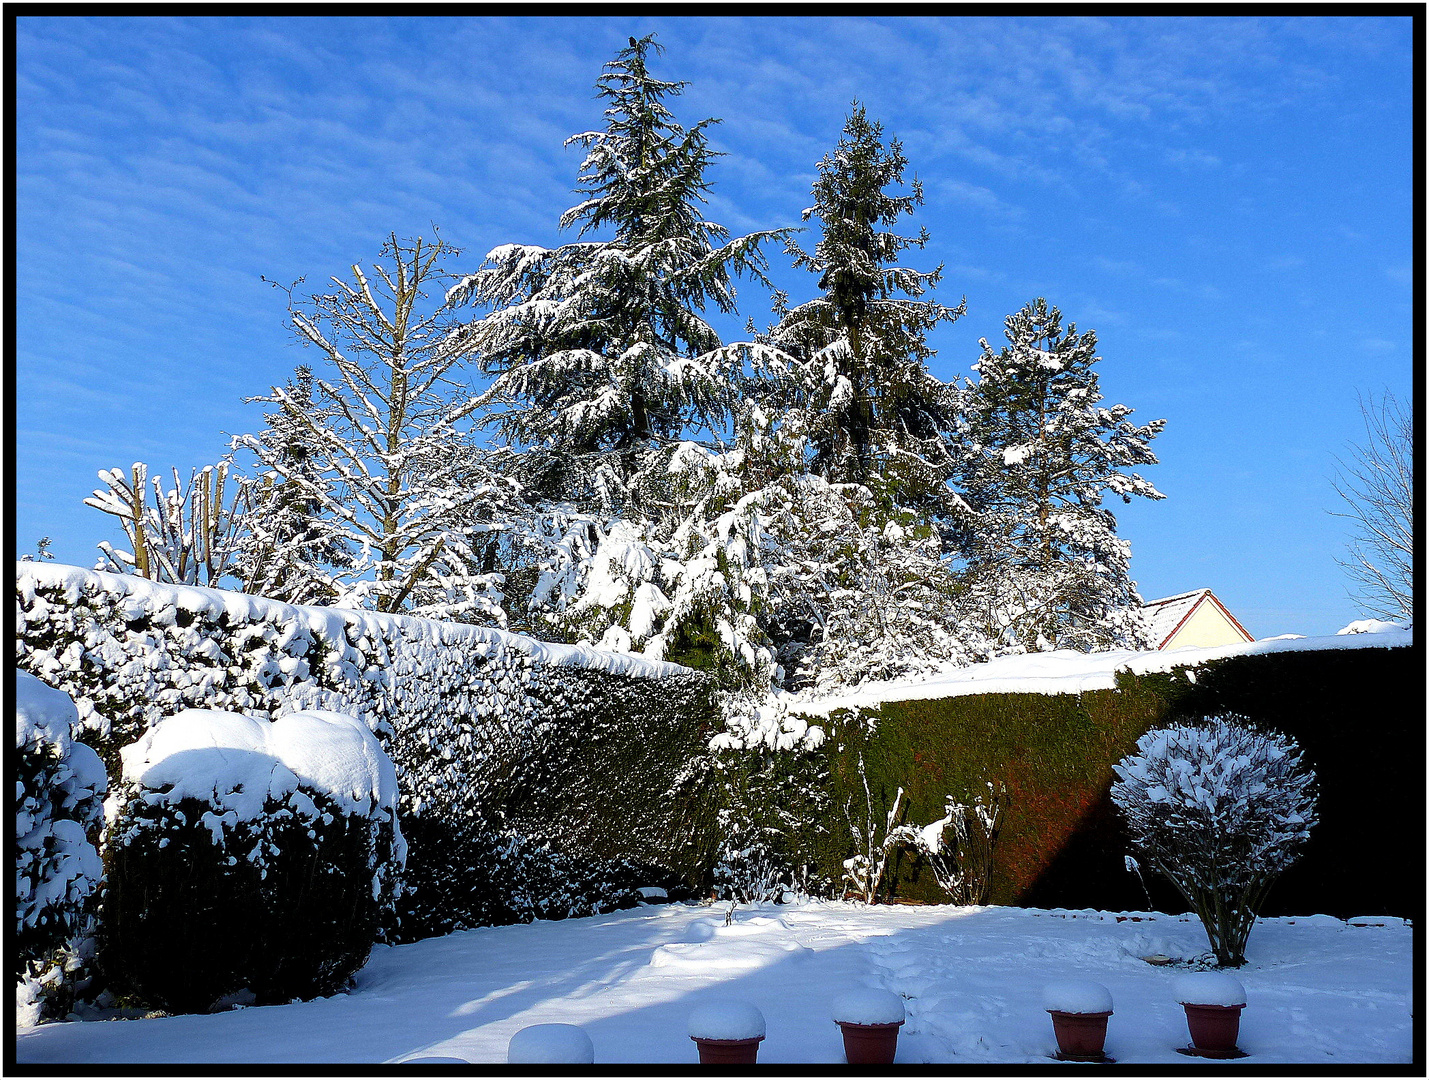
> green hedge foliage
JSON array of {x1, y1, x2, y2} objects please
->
[
  {"x1": 790, "y1": 643, "x2": 1416, "y2": 917},
  {"x1": 100, "y1": 787, "x2": 404, "y2": 1013}
]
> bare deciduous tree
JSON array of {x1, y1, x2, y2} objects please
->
[{"x1": 1332, "y1": 390, "x2": 1413, "y2": 621}]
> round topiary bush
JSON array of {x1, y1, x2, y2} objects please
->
[
  {"x1": 99, "y1": 708, "x2": 405, "y2": 1014},
  {"x1": 15, "y1": 671, "x2": 107, "y2": 1023},
  {"x1": 1111, "y1": 713, "x2": 1318, "y2": 967}
]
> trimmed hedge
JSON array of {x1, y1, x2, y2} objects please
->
[
  {"x1": 101, "y1": 788, "x2": 402, "y2": 1013},
  {"x1": 799, "y1": 643, "x2": 1418, "y2": 917},
  {"x1": 15, "y1": 564, "x2": 720, "y2": 939}
]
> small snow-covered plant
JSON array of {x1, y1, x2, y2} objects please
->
[
  {"x1": 14, "y1": 672, "x2": 107, "y2": 1024},
  {"x1": 892, "y1": 781, "x2": 1009, "y2": 906},
  {"x1": 99, "y1": 709, "x2": 405, "y2": 1013},
  {"x1": 1111, "y1": 714, "x2": 1318, "y2": 967},
  {"x1": 841, "y1": 767, "x2": 910, "y2": 904}
]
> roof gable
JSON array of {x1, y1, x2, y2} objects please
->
[{"x1": 1142, "y1": 589, "x2": 1253, "y2": 649}]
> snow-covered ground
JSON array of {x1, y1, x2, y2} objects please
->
[{"x1": 17, "y1": 902, "x2": 1412, "y2": 1065}]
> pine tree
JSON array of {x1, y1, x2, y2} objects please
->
[
  {"x1": 956, "y1": 298, "x2": 1165, "y2": 653},
  {"x1": 230, "y1": 365, "x2": 352, "y2": 605},
  {"x1": 450, "y1": 32, "x2": 789, "y2": 515},
  {"x1": 730, "y1": 105, "x2": 972, "y2": 687}
]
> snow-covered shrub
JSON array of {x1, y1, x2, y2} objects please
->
[
  {"x1": 14, "y1": 672, "x2": 107, "y2": 1024},
  {"x1": 99, "y1": 709, "x2": 405, "y2": 1013},
  {"x1": 1111, "y1": 714, "x2": 1318, "y2": 967},
  {"x1": 890, "y1": 781, "x2": 1009, "y2": 906},
  {"x1": 15, "y1": 562, "x2": 717, "y2": 938}
]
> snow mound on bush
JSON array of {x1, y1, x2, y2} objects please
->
[
  {"x1": 506, "y1": 1023, "x2": 595, "y2": 1063},
  {"x1": 1174, "y1": 971, "x2": 1246, "y2": 1007},
  {"x1": 1042, "y1": 979, "x2": 1113, "y2": 1014},
  {"x1": 831, "y1": 987, "x2": 905, "y2": 1025},
  {"x1": 687, "y1": 1000, "x2": 766, "y2": 1041},
  {"x1": 119, "y1": 708, "x2": 402, "y2": 843}
]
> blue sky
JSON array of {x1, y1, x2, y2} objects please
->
[{"x1": 15, "y1": 15, "x2": 1413, "y2": 636}]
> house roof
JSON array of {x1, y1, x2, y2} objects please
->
[{"x1": 1142, "y1": 589, "x2": 1255, "y2": 649}]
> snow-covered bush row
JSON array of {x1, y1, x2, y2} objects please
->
[
  {"x1": 15, "y1": 563, "x2": 717, "y2": 936},
  {"x1": 101, "y1": 708, "x2": 405, "y2": 1013},
  {"x1": 15, "y1": 672, "x2": 107, "y2": 1025}
]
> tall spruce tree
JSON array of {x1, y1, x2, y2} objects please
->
[
  {"x1": 733, "y1": 105, "x2": 972, "y2": 687},
  {"x1": 451, "y1": 32, "x2": 788, "y2": 516},
  {"x1": 956, "y1": 298, "x2": 1165, "y2": 653},
  {"x1": 230, "y1": 365, "x2": 352, "y2": 605},
  {"x1": 442, "y1": 34, "x2": 797, "y2": 684},
  {"x1": 760, "y1": 104, "x2": 967, "y2": 512}
]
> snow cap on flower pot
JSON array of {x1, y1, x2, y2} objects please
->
[
  {"x1": 831, "y1": 987, "x2": 906, "y2": 1026},
  {"x1": 1173, "y1": 971, "x2": 1246, "y2": 1008},
  {"x1": 508, "y1": 1023, "x2": 595, "y2": 1064},
  {"x1": 688, "y1": 1000, "x2": 765, "y2": 1064},
  {"x1": 1043, "y1": 980, "x2": 1113, "y2": 1016},
  {"x1": 831, "y1": 988, "x2": 905, "y2": 1065}
]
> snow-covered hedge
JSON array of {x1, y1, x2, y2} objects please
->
[
  {"x1": 15, "y1": 564, "x2": 718, "y2": 936},
  {"x1": 15, "y1": 672, "x2": 107, "y2": 1018},
  {"x1": 100, "y1": 708, "x2": 405, "y2": 1012}
]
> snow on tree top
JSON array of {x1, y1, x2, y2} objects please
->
[
  {"x1": 789, "y1": 624, "x2": 1412, "y2": 716},
  {"x1": 17, "y1": 563, "x2": 693, "y2": 681}
]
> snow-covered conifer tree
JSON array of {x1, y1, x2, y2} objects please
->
[
  {"x1": 450, "y1": 32, "x2": 788, "y2": 512},
  {"x1": 956, "y1": 298, "x2": 1165, "y2": 654},
  {"x1": 443, "y1": 34, "x2": 793, "y2": 680},
  {"x1": 730, "y1": 106, "x2": 972, "y2": 687},
  {"x1": 234, "y1": 233, "x2": 518, "y2": 622},
  {"x1": 230, "y1": 365, "x2": 352, "y2": 605},
  {"x1": 761, "y1": 104, "x2": 967, "y2": 505}
]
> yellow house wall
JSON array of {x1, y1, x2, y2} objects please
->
[{"x1": 1164, "y1": 602, "x2": 1251, "y2": 649}]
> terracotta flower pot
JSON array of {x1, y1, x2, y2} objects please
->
[
  {"x1": 1182, "y1": 1002, "x2": 1244, "y2": 1055},
  {"x1": 690, "y1": 1035, "x2": 763, "y2": 1064},
  {"x1": 836, "y1": 1019, "x2": 903, "y2": 1065},
  {"x1": 1047, "y1": 1010, "x2": 1112, "y2": 1061}
]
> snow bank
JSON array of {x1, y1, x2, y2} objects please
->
[
  {"x1": 790, "y1": 626, "x2": 1413, "y2": 716},
  {"x1": 18, "y1": 562, "x2": 687, "y2": 683},
  {"x1": 506, "y1": 1023, "x2": 595, "y2": 1063},
  {"x1": 831, "y1": 987, "x2": 905, "y2": 1025},
  {"x1": 120, "y1": 709, "x2": 401, "y2": 832},
  {"x1": 687, "y1": 1000, "x2": 766, "y2": 1041},
  {"x1": 1042, "y1": 979, "x2": 1113, "y2": 1015},
  {"x1": 1173, "y1": 971, "x2": 1247, "y2": 1007}
]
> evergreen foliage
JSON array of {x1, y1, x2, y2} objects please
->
[
  {"x1": 761, "y1": 103, "x2": 966, "y2": 500},
  {"x1": 452, "y1": 33, "x2": 787, "y2": 495},
  {"x1": 956, "y1": 298, "x2": 1165, "y2": 653},
  {"x1": 231, "y1": 365, "x2": 353, "y2": 605}
]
